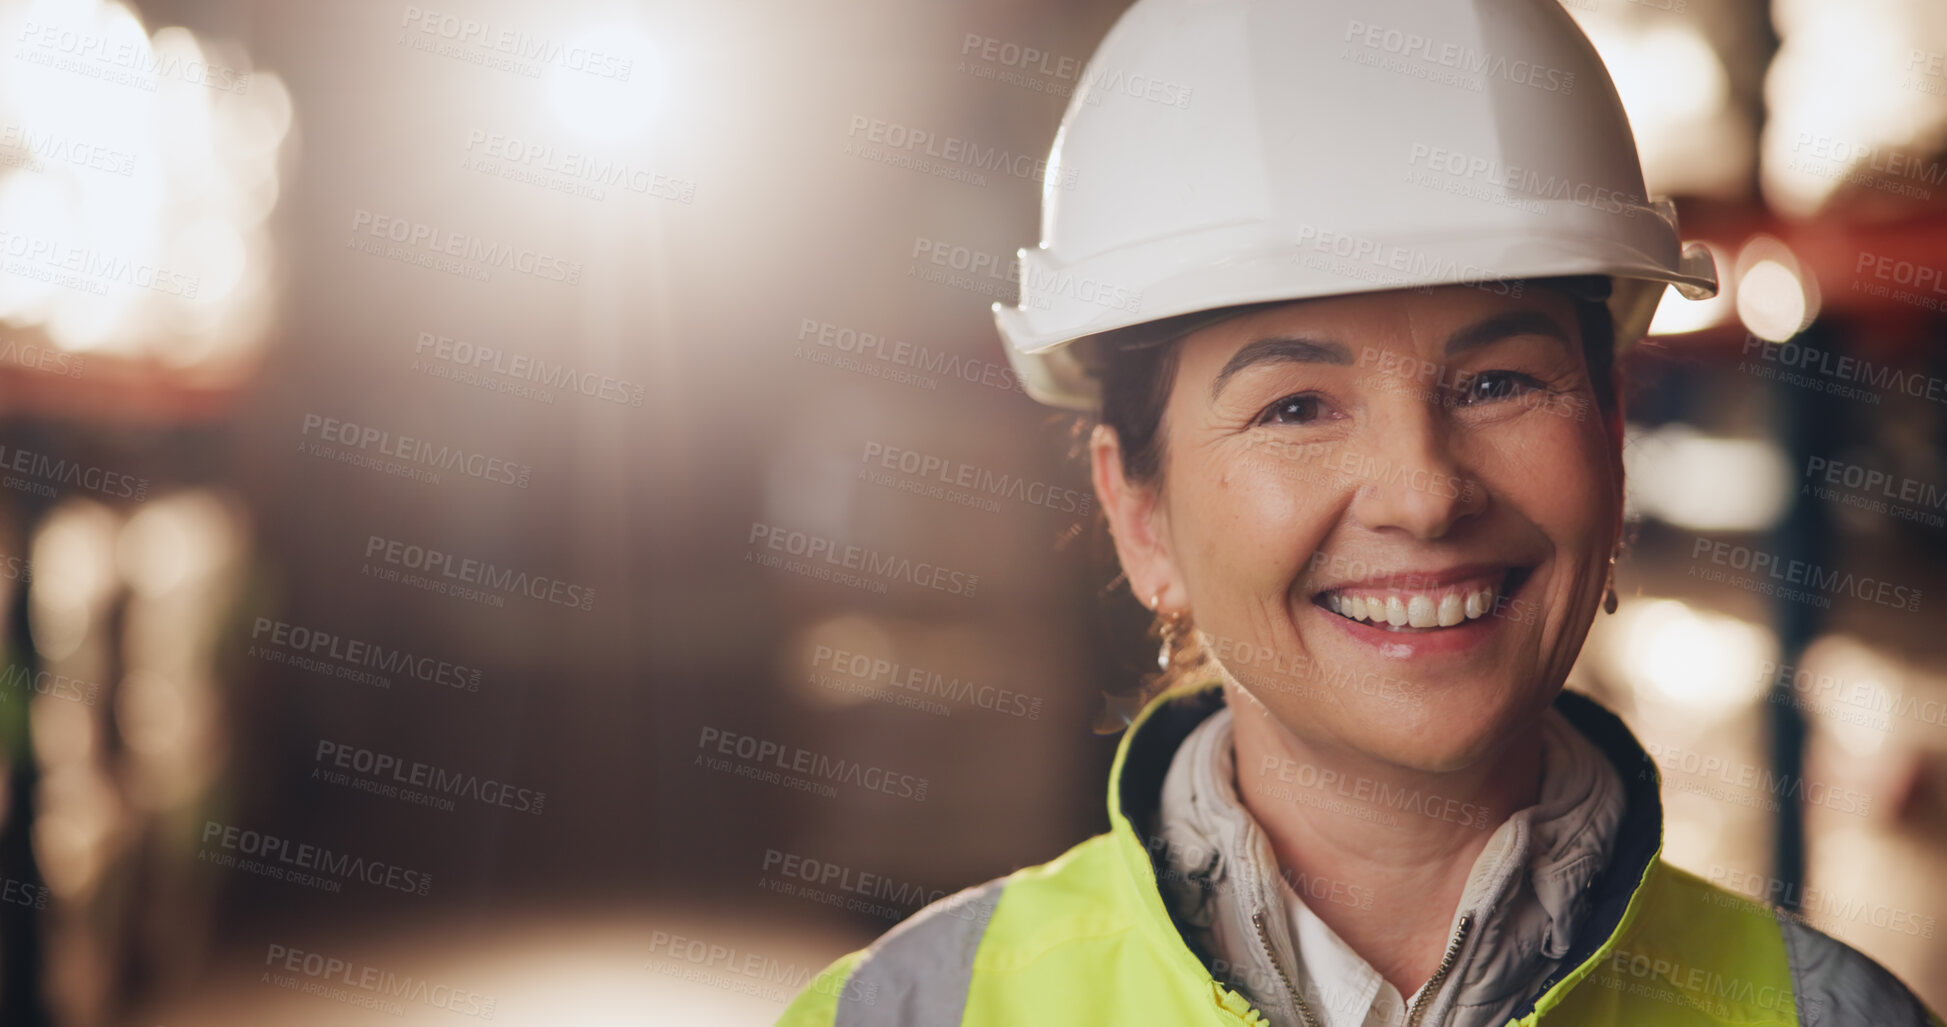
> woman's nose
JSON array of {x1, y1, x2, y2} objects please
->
[{"x1": 1341, "y1": 400, "x2": 1487, "y2": 540}]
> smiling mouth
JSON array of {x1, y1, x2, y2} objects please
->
[{"x1": 1312, "y1": 567, "x2": 1533, "y2": 631}]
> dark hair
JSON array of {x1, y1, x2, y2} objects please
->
[{"x1": 1091, "y1": 277, "x2": 1623, "y2": 711}]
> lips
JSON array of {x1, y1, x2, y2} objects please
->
[{"x1": 1311, "y1": 566, "x2": 1530, "y2": 632}]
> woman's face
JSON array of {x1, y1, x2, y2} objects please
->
[{"x1": 1095, "y1": 284, "x2": 1623, "y2": 773}]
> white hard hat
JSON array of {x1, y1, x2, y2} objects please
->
[{"x1": 992, "y1": 0, "x2": 1721, "y2": 412}]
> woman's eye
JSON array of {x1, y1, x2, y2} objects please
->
[
  {"x1": 1257, "y1": 394, "x2": 1323, "y2": 425},
  {"x1": 1454, "y1": 371, "x2": 1541, "y2": 406}
]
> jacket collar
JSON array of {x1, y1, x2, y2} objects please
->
[{"x1": 1104, "y1": 679, "x2": 1667, "y2": 1021}]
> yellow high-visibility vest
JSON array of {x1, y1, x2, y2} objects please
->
[{"x1": 779, "y1": 681, "x2": 1943, "y2": 1026}]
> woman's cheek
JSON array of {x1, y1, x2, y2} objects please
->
[
  {"x1": 1199, "y1": 458, "x2": 1325, "y2": 593},
  {"x1": 1486, "y1": 413, "x2": 1608, "y2": 503}
]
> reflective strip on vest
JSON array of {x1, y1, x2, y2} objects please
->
[
  {"x1": 1780, "y1": 918, "x2": 1937, "y2": 1026},
  {"x1": 833, "y1": 879, "x2": 1004, "y2": 1027}
]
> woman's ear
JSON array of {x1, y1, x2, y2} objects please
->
[{"x1": 1090, "y1": 423, "x2": 1182, "y2": 612}]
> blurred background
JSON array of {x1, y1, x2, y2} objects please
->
[{"x1": 0, "y1": 0, "x2": 1941, "y2": 1022}]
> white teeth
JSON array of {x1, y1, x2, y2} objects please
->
[{"x1": 1320, "y1": 581, "x2": 1506, "y2": 629}]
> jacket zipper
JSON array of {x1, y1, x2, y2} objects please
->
[
  {"x1": 1250, "y1": 909, "x2": 1321, "y2": 1027},
  {"x1": 1404, "y1": 912, "x2": 1476, "y2": 1027}
]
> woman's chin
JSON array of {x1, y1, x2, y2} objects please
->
[{"x1": 1330, "y1": 687, "x2": 1536, "y2": 774}]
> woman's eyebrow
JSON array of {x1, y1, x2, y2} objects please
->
[
  {"x1": 1207, "y1": 337, "x2": 1352, "y2": 402},
  {"x1": 1444, "y1": 310, "x2": 1572, "y2": 357}
]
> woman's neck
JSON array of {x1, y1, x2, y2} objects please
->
[{"x1": 1223, "y1": 682, "x2": 1544, "y2": 999}]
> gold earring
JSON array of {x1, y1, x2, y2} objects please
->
[
  {"x1": 1157, "y1": 603, "x2": 1183, "y2": 670},
  {"x1": 1601, "y1": 554, "x2": 1619, "y2": 615}
]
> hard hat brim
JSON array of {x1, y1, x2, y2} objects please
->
[{"x1": 994, "y1": 218, "x2": 1718, "y2": 412}]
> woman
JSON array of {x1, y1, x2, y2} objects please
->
[{"x1": 781, "y1": 0, "x2": 1943, "y2": 1024}]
